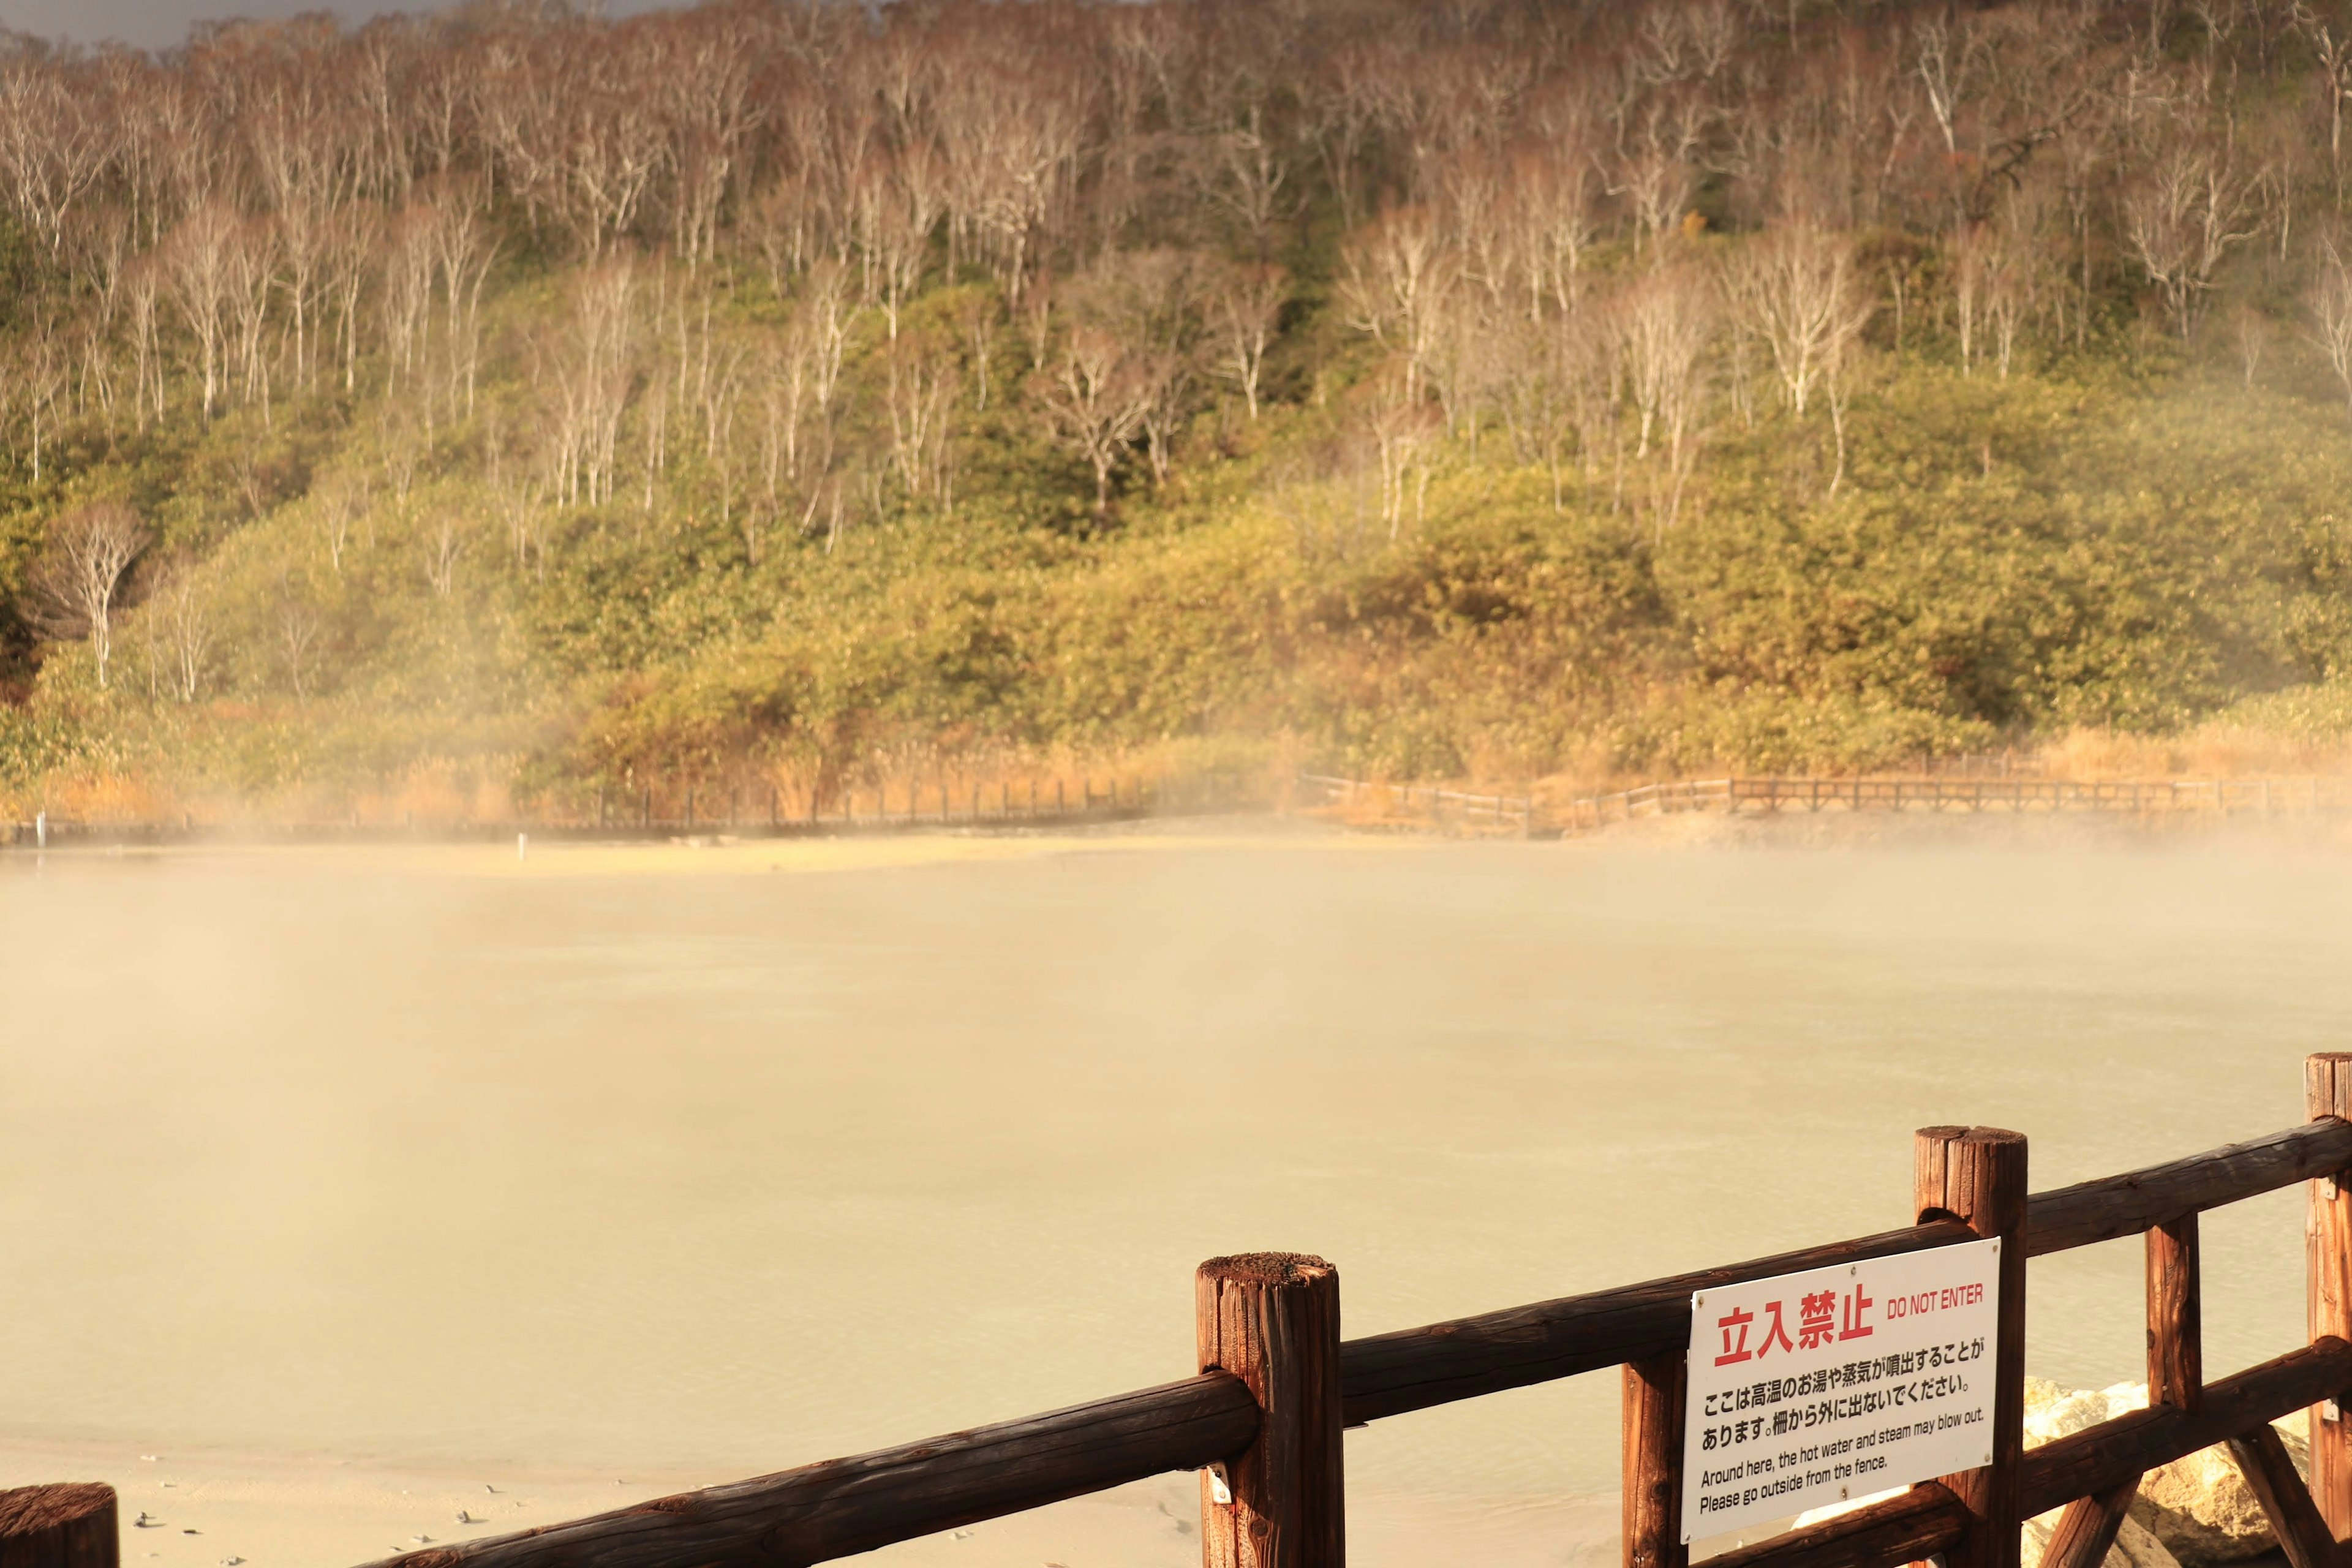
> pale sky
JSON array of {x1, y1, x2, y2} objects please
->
[{"x1": 1, "y1": 0, "x2": 680, "y2": 50}]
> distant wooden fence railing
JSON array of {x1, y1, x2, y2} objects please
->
[
  {"x1": 1297, "y1": 772, "x2": 1537, "y2": 834},
  {"x1": 1298, "y1": 773, "x2": 2352, "y2": 837},
  {"x1": 14, "y1": 1058, "x2": 2352, "y2": 1568},
  {"x1": 0, "y1": 772, "x2": 1259, "y2": 849},
  {"x1": 1560, "y1": 776, "x2": 2352, "y2": 831}
]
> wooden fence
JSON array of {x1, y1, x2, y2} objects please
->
[
  {"x1": 0, "y1": 772, "x2": 1257, "y2": 850},
  {"x1": 1559, "y1": 776, "x2": 2352, "y2": 831},
  {"x1": 1296, "y1": 772, "x2": 1537, "y2": 834},
  {"x1": 1298, "y1": 773, "x2": 2352, "y2": 837},
  {"x1": 13, "y1": 1058, "x2": 2352, "y2": 1568}
]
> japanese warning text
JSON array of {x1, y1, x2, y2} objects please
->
[{"x1": 1678, "y1": 1237, "x2": 2001, "y2": 1544}]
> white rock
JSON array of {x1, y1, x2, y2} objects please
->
[
  {"x1": 2023, "y1": 1379, "x2": 2312, "y2": 1568},
  {"x1": 2022, "y1": 1504, "x2": 2180, "y2": 1568}
]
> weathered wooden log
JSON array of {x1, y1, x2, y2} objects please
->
[
  {"x1": 2039, "y1": 1482, "x2": 2139, "y2": 1568},
  {"x1": 2312, "y1": 1056, "x2": 2352, "y2": 1542},
  {"x1": 1338, "y1": 1218, "x2": 1977, "y2": 1425},
  {"x1": 2149, "y1": 1212, "x2": 2201, "y2": 1411},
  {"x1": 2225, "y1": 1424, "x2": 2337, "y2": 1568},
  {"x1": 1734, "y1": 1341, "x2": 2352, "y2": 1568},
  {"x1": 2021, "y1": 1337, "x2": 2352, "y2": 1518},
  {"x1": 0, "y1": 1483, "x2": 117, "y2": 1568},
  {"x1": 354, "y1": 1372, "x2": 1261, "y2": 1568},
  {"x1": 2026, "y1": 1119, "x2": 2352, "y2": 1257},
  {"x1": 1698, "y1": 1482, "x2": 1969, "y2": 1568},
  {"x1": 1622, "y1": 1352, "x2": 1687, "y2": 1568},
  {"x1": 1917, "y1": 1126, "x2": 2028, "y2": 1568},
  {"x1": 1196, "y1": 1253, "x2": 1344, "y2": 1568},
  {"x1": 1343, "y1": 1121, "x2": 2352, "y2": 1429}
]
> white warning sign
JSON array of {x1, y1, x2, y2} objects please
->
[{"x1": 1679, "y1": 1237, "x2": 2000, "y2": 1543}]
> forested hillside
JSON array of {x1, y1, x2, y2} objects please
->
[{"x1": 9, "y1": 0, "x2": 2352, "y2": 815}]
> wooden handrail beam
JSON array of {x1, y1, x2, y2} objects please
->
[
  {"x1": 1336, "y1": 1219, "x2": 1976, "y2": 1425},
  {"x1": 1697, "y1": 1481, "x2": 1970, "y2": 1568},
  {"x1": 2019, "y1": 1338, "x2": 2352, "y2": 1518},
  {"x1": 1716, "y1": 1340, "x2": 2352, "y2": 1568},
  {"x1": 2025, "y1": 1120, "x2": 2352, "y2": 1257},
  {"x1": 358, "y1": 1372, "x2": 1261, "y2": 1568}
]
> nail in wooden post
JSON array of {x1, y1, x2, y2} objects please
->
[
  {"x1": 1915, "y1": 1125, "x2": 2027, "y2": 1568},
  {"x1": 2148, "y1": 1212, "x2": 2201, "y2": 1412},
  {"x1": 2307, "y1": 1053, "x2": 2352, "y2": 1540},
  {"x1": 0, "y1": 1482, "x2": 118, "y2": 1568},
  {"x1": 1623, "y1": 1353, "x2": 1689, "y2": 1568},
  {"x1": 1196, "y1": 1253, "x2": 1344, "y2": 1568}
]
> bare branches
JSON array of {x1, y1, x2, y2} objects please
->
[
  {"x1": 1211, "y1": 262, "x2": 1286, "y2": 420},
  {"x1": 30, "y1": 500, "x2": 148, "y2": 690},
  {"x1": 1723, "y1": 222, "x2": 1872, "y2": 420},
  {"x1": 0, "y1": 50, "x2": 113, "y2": 255},
  {"x1": 1342, "y1": 205, "x2": 1458, "y2": 406},
  {"x1": 1035, "y1": 324, "x2": 1153, "y2": 518},
  {"x1": 2123, "y1": 112, "x2": 2258, "y2": 339},
  {"x1": 149, "y1": 564, "x2": 211, "y2": 703},
  {"x1": 2310, "y1": 236, "x2": 2352, "y2": 416},
  {"x1": 537, "y1": 255, "x2": 638, "y2": 508}
]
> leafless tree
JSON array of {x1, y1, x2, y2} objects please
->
[
  {"x1": 318, "y1": 473, "x2": 368, "y2": 575},
  {"x1": 2311, "y1": 238, "x2": 2352, "y2": 415},
  {"x1": 163, "y1": 203, "x2": 238, "y2": 422},
  {"x1": 1199, "y1": 104, "x2": 1292, "y2": 258},
  {"x1": 1341, "y1": 204, "x2": 1458, "y2": 407},
  {"x1": 149, "y1": 564, "x2": 212, "y2": 702},
  {"x1": 279, "y1": 587, "x2": 323, "y2": 701},
  {"x1": 884, "y1": 330, "x2": 959, "y2": 505},
  {"x1": 224, "y1": 214, "x2": 279, "y2": 420},
  {"x1": 538, "y1": 256, "x2": 639, "y2": 507},
  {"x1": 421, "y1": 510, "x2": 466, "y2": 598},
  {"x1": 1610, "y1": 266, "x2": 1714, "y2": 524},
  {"x1": 1211, "y1": 262, "x2": 1286, "y2": 420},
  {"x1": 1724, "y1": 222, "x2": 1873, "y2": 420},
  {"x1": 2124, "y1": 116, "x2": 2258, "y2": 339},
  {"x1": 31, "y1": 500, "x2": 148, "y2": 690},
  {"x1": 0, "y1": 50, "x2": 113, "y2": 257},
  {"x1": 13, "y1": 315, "x2": 67, "y2": 483},
  {"x1": 1036, "y1": 324, "x2": 1154, "y2": 516}
]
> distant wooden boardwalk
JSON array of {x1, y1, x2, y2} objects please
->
[
  {"x1": 0, "y1": 773, "x2": 1255, "y2": 850},
  {"x1": 10, "y1": 772, "x2": 2344, "y2": 850},
  {"x1": 1297, "y1": 773, "x2": 2352, "y2": 838}
]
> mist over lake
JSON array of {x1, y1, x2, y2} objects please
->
[{"x1": 3, "y1": 829, "x2": 2340, "y2": 1529}]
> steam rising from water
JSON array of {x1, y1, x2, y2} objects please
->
[{"x1": 1, "y1": 830, "x2": 2345, "y2": 1505}]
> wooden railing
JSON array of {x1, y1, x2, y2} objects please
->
[
  {"x1": 0, "y1": 772, "x2": 1260, "y2": 848},
  {"x1": 1297, "y1": 772, "x2": 1536, "y2": 834},
  {"x1": 10, "y1": 1059, "x2": 2352, "y2": 1568},
  {"x1": 1558, "y1": 776, "x2": 2352, "y2": 832},
  {"x1": 1300, "y1": 772, "x2": 2352, "y2": 837}
]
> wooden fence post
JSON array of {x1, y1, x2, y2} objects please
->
[
  {"x1": 0, "y1": 1483, "x2": 118, "y2": 1568},
  {"x1": 2043, "y1": 1200, "x2": 2198, "y2": 1568},
  {"x1": 1623, "y1": 1353, "x2": 1688, "y2": 1568},
  {"x1": 2305, "y1": 1054, "x2": 2352, "y2": 1539},
  {"x1": 1915, "y1": 1126, "x2": 2027, "y2": 1568},
  {"x1": 2148, "y1": 1213, "x2": 2201, "y2": 1412},
  {"x1": 1196, "y1": 1253, "x2": 1344, "y2": 1568}
]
